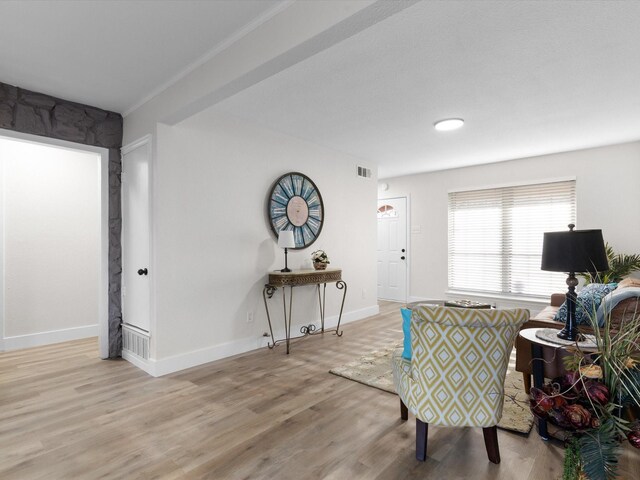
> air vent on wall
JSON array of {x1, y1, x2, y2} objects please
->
[
  {"x1": 357, "y1": 165, "x2": 372, "y2": 178},
  {"x1": 122, "y1": 324, "x2": 150, "y2": 360}
]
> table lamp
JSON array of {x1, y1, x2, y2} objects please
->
[
  {"x1": 541, "y1": 224, "x2": 608, "y2": 341},
  {"x1": 278, "y1": 230, "x2": 296, "y2": 272}
]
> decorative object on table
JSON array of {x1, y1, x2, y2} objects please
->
[
  {"x1": 444, "y1": 299, "x2": 492, "y2": 309},
  {"x1": 391, "y1": 305, "x2": 529, "y2": 463},
  {"x1": 534, "y1": 328, "x2": 597, "y2": 347},
  {"x1": 529, "y1": 308, "x2": 640, "y2": 480},
  {"x1": 541, "y1": 224, "x2": 609, "y2": 341},
  {"x1": 277, "y1": 229, "x2": 296, "y2": 272},
  {"x1": 329, "y1": 343, "x2": 533, "y2": 434},
  {"x1": 267, "y1": 172, "x2": 324, "y2": 249},
  {"x1": 311, "y1": 249, "x2": 330, "y2": 270},
  {"x1": 579, "y1": 243, "x2": 640, "y2": 284}
]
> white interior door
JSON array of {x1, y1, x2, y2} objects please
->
[
  {"x1": 122, "y1": 138, "x2": 151, "y2": 332},
  {"x1": 377, "y1": 197, "x2": 407, "y2": 302}
]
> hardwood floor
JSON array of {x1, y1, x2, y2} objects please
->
[{"x1": 1, "y1": 301, "x2": 638, "y2": 479}]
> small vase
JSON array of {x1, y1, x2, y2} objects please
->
[{"x1": 314, "y1": 262, "x2": 328, "y2": 270}]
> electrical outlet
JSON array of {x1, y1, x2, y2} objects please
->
[
  {"x1": 247, "y1": 311, "x2": 254, "y2": 323},
  {"x1": 362, "y1": 288, "x2": 367, "y2": 299}
]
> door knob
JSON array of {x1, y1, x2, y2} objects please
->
[
  {"x1": 401, "y1": 256, "x2": 406, "y2": 260},
  {"x1": 402, "y1": 248, "x2": 405, "y2": 252},
  {"x1": 137, "y1": 268, "x2": 148, "y2": 276}
]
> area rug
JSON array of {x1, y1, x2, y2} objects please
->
[{"x1": 329, "y1": 344, "x2": 533, "y2": 434}]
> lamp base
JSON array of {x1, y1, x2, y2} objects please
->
[
  {"x1": 556, "y1": 327, "x2": 584, "y2": 342},
  {"x1": 280, "y1": 267, "x2": 292, "y2": 273}
]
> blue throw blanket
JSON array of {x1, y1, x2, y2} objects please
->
[{"x1": 597, "y1": 287, "x2": 640, "y2": 326}]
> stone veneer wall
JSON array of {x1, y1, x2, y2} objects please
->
[{"x1": 0, "y1": 81, "x2": 123, "y2": 358}]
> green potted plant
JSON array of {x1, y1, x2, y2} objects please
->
[
  {"x1": 530, "y1": 304, "x2": 640, "y2": 480},
  {"x1": 311, "y1": 250, "x2": 330, "y2": 270},
  {"x1": 580, "y1": 243, "x2": 640, "y2": 284}
]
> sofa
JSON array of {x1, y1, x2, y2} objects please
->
[{"x1": 515, "y1": 283, "x2": 640, "y2": 393}]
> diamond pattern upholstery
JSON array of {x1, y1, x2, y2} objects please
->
[{"x1": 392, "y1": 305, "x2": 529, "y2": 427}]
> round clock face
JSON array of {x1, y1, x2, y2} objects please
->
[{"x1": 268, "y1": 172, "x2": 324, "y2": 249}]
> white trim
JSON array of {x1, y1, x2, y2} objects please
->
[
  {"x1": 98, "y1": 144, "x2": 109, "y2": 359},
  {"x1": 406, "y1": 195, "x2": 411, "y2": 304},
  {"x1": 122, "y1": 1, "x2": 296, "y2": 117},
  {"x1": 0, "y1": 153, "x2": 4, "y2": 352},
  {"x1": 128, "y1": 304, "x2": 380, "y2": 377},
  {"x1": 121, "y1": 134, "x2": 153, "y2": 155},
  {"x1": 0, "y1": 129, "x2": 109, "y2": 358},
  {"x1": 122, "y1": 322, "x2": 150, "y2": 336},
  {"x1": 448, "y1": 175, "x2": 577, "y2": 195},
  {"x1": 3, "y1": 325, "x2": 99, "y2": 351},
  {"x1": 121, "y1": 349, "x2": 153, "y2": 373}
]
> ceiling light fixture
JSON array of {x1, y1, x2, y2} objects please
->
[{"x1": 434, "y1": 118, "x2": 464, "y2": 131}]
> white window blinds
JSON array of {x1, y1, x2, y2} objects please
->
[{"x1": 448, "y1": 180, "x2": 576, "y2": 298}]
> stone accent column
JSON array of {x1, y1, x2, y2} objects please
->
[{"x1": 0, "y1": 81, "x2": 124, "y2": 358}]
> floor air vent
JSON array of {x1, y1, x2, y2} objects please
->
[{"x1": 122, "y1": 324, "x2": 150, "y2": 360}]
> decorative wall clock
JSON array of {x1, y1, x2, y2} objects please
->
[{"x1": 268, "y1": 172, "x2": 324, "y2": 249}]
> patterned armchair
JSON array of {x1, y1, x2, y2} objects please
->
[{"x1": 392, "y1": 305, "x2": 529, "y2": 463}]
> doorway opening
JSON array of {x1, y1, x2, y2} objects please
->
[{"x1": 0, "y1": 130, "x2": 109, "y2": 358}]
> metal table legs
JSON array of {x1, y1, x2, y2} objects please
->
[
  {"x1": 531, "y1": 343, "x2": 549, "y2": 440},
  {"x1": 262, "y1": 280, "x2": 347, "y2": 354}
]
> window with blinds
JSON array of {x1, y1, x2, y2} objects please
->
[{"x1": 448, "y1": 180, "x2": 576, "y2": 298}]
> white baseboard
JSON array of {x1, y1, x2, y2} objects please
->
[
  {"x1": 130, "y1": 335, "x2": 268, "y2": 377},
  {"x1": 125, "y1": 303, "x2": 380, "y2": 377},
  {"x1": 122, "y1": 349, "x2": 154, "y2": 374},
  {"x1": 2, "y1": 324, "x2": 99, "y2": 351}
]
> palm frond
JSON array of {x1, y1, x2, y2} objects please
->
[
  {"x1": 579, "y1": 420, "x2": 621, "y2": 480},
  {"x1": 579, "y1": 243, "x2": 640, "y2": 284}
]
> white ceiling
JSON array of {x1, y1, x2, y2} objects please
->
[
  {"x1": 0, "y1": 0, "x2": 283, "y2": 114},
  {"x1": 1, "y1": 1, "x2": 640, "y2": 178}
]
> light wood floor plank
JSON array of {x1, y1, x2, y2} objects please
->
[{"x1": 1, "y1": 301, "x2": 638, "y2": 479}]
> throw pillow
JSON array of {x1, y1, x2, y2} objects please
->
[
  {"x1": 401, "y1": 307, "x2": 412, "y2": 360},
  {"x1": 554, "y1": 283, "x2": 617, "y2": 327}
]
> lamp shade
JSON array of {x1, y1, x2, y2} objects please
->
[
  {"x1": 541, "y1": 228, "x2": 608, "y2": 273},
  {"x1": 277, "y1": 230, "x2": 295, "y2": 249}
]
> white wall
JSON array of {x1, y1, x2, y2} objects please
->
[
  {"x1": 120, "y1": 1, "x2": 416, "y2": 375},
  {"x1": 0, "y1": 137, "x2": 101, "y2": 348},
  {"x1": 380, "y1": 141, "x2": 640, "y2": 311},
  {"x1": 131, "y1": 109, "x2": 377, "y2": 375}
]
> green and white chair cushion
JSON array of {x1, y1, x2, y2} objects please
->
[{"x1": 391, "y1": 305, "x2": 529, "y2": 428}]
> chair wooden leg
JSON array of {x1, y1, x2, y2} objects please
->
[
  {"x1": 523, "y1": 373, "x2": 532, "y2": 395},
  {"x1": 482, "y1": 426, "x2": 500, "y2": 464},
  {"x1": 416, "y1": 419, "x2": 428, "y2": 461},
  {"x1": 400, "y1": 399, "x2": 408, "y2": 421}
]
